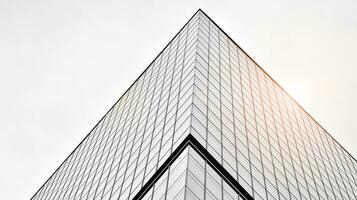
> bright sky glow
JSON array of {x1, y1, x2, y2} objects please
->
[{"x1": 1, "y1": 0, "x2": 356, "y2": 199}]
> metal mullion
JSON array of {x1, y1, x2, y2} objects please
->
[
  {"x1": 216, "y1": 29, "x2": 226, "y2": 200},
  {"x1": 165, "y1": 15, "x2": 191, "y2": 200},
  {"x1": 126, "y1": 42, "x2": 172, "y2": 199},
  {"x1": 235, "y1": 44, "x2": 256, "y2": 197},
  {"x1": 304, "y1": 112, "x2": 338, "y2": 199},
  {"x1": 262, "y1": 75, "x2": 292, "y2": 200},
  {"x1": 105, "y1": 71, "x2": 148, "y2": 199},
  {"x1": 153, "y1": 25, "x2": 183, "y2": 200},
  {"x1": 38, "y1": 145, "x2": 78, "y2": 200},
  {"x1": 67, "y1": 125, "x2": 105, "y2": 199},
  {"x1": 94, "y1": 117, "x2": 126, "y2": 185},
  {"x1": 350, "y1": 157, "x2": 357, "y2": 187},
  {"x1": 271, "y1": 85, "x2": 302, "y2": 200},
  {"x1": 289, "y1": 96, "x2": 329, "y2": 199},
  {"x1": 300, "y1": 104, "x2": 336, "y2": 198},
  {"x1": 311, "y1": 117, "x2": 343, "y2": 199},
  {"x1": 133, "y1": 133, "x2": 254, "y2": 200},
  {"x1": 253, "y1": 50, "x2": 282, "y2": 200},
  {"x1": 321, "y1": 126, "x2": 352, "y2": 199},
  {"x1": 330, "y1": 133, "x2": 356, "y2": 197},
  {"x1": 348, "y1": 152, "x2": 357, "y2": 181},
  {"x1": 140, "y1": 37, "x2": 178, "y2": 200},
  {"x1": 72, "y1": 104, "x2": 118, "y2": 198},
  {"x1": 75, "y1": 107, "x2": 118, "y2": 199},
  {"x1": 34, "y1": 151, "x2": 70, "y2": 199},
  {"x1": 105, "y1": 58, "x2": 155, "y2": 198},
  {"x1": 118, "y1": 48, "x2": 165, "y2": 199},
  {"x1": 49, "y1": 124, "x2": 101, "y2": 198},
  {"x1": 244, "y1": 56, "x2": 270, "y2": 199},
  {"x1": 281, "y1": 89, "x2": 316, "y2": 200},
  {"x1": 337, "y1": 146, "x2": 357, "y2": 188},
  {"x1": 94, "y1": 71, "x2": 150, "y2": 199},
  {"x1": 76, "y1": 108, "x2": 116, "y2": 194},
  {"x1": 203, "y1": 17, "x2": 211, "y2": 200},
  {"x1": 89, "y1": 116, "x2": 126, "y2": 169},
  {"x1": 338, "y1": 141, "x2": 357, "y2": 189},
  {"x1": 47, "y1": 128, "x2": 90, "y2": 199},
  {"x1": 58, "y1": 128, "x2": 96, "y2": 199},
  {"x1": 112, "y1": 65, "x2": 156, "y2": 199},
  {"x1": 226, "y1": 34, "x2": 246, "y2": 200},
  {"x1": 82, "y1": 75, "x2": 132, "y2": 199}
]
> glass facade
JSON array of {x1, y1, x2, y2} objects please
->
[
  {"x1": 139, "y1": 144, "x2": 244, "y2": 200},
  {"x1": 32, "y1": 10, "x2": 357, "y2": 200}
]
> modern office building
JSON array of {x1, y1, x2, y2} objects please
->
[{"x1": 32, "y1": 9, "x2": 357, "y2": 200}]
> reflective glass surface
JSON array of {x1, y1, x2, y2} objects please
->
[
  {"x1": 32, "y1": 10, "x2": 357, "y2": 200},
  {"x1": 191, "y1": 11, "x2": 357, "y2": 200}
]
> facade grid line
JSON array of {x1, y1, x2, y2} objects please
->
[{"x1": 32, "y1": 9, "x2": 357, "y2": 200}]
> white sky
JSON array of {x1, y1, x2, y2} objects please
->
[{"x1": 1, "y1": 0, "x2": 356, "y2": 199}]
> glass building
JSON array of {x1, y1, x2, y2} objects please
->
[{"x1": 32, "y1": 10, "x2": 357, "y2": 200}]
